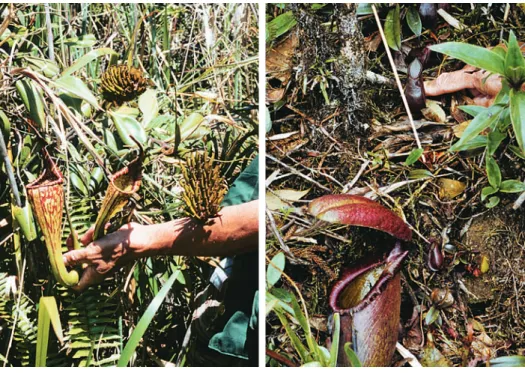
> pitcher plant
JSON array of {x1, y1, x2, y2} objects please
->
[{"x1": 27, "y1": 150, "x2": 79, "y2": 287}]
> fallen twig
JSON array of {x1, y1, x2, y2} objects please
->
[
  {"x1": 342, "y1": 159, "x2": 370, "y2": 193},
  {"x1": 513, "y1": 190, "x2": 525, "y2": 210},
  {"x1": 267, "y1": 154, "x2": 331, "y2": 192},
  {"x1": 266, "y1": 348, "x2": 297, "y2": 367}
]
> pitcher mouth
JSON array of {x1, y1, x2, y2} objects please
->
[{"x1": 329, "y1": 242, "x2": 408, "y2": 315}]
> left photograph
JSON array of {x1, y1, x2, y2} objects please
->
[{"x1": 0, "y1": 3, "x2": 259, "y2": 367}]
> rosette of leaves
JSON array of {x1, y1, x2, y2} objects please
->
[
  {"x1": 430, "y1": 31, "x2": 525, "y2": 207},
  {"x1": 180, "y1": 152, "x2": 228, "y2": 222},
  {"x1": 100, "y1": 65, "x2": 152, "y2": 105}
]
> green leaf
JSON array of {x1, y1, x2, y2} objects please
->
[
  {"x1": 53, "y1": 75, "x2": 101, "y2": 110},
  {"x1": 429, "y1": 43, "x2": 505, "y2": 75},
  {"x1": 62, "y1": 48, "x2": 118, "y2": 77},
  {"x1": 266, "y1": 11, "x2": 297, "y2": 43},
  {"x1": 36, "y1": 296, "x2": 64, "y2": 367},
  {"x1": 24, "y1": 56, "x2": 60, "y2": 78},
  {"x1": 500, "y1": 180, "x2": 525, "y2": 193},
  {"x1": 408, "y1": 169, "x2": 434, "y2": 179},
  {"x1": 486, "y1": 195, "x2": 500, "y2": 208},
  {"x1": 450, "y1": 106, "x2": 504, "y2": 152},
  {"x1": 458, "y1": 105, "x2": 486, "y2": 117},
  {"x1": 15, "y1": 79, "x2": 46, "y2": 129},
  {"x1": 63, "y1": 34, "x2": 97, "y2": 48},
  {"x1": 118, "y1": 270, "x2": 179, "y2": 367},
  {"x1": 509, "y1": 144, "x2": 525, "y2": 160},
  {"x1": 425, "y1": 305, "x2": 439, "y2": 325},
  {"x1": 267, "y1": 252, "x2": 285, "y2": 288},
  {"x1": 0, "y1": 109, "x2": 10, "y2": 142},
  {"x1": 481, "y1": 186, "x2": 498, "y2": 201},
  {"x1": 12, "y1": 202, "x2": 37, "y2": 241},
  {"x1": 138, "y1": 89, "x2": 158, "y2": 127},
  {"x1": 302, "y1": 362, "x2": 322, "y2": 367},
  {"x1": 356, "y1": 3, "x2": 373, "y2": 15},
  {"x1": 274, "y1": 310, "x2": 310, "y2": 362},
  {"x1": 289, "y1": 294, "x2": 322, "y2": 364},
  {"x1": 451, "y1": 135, "x2": 488, "y2": 152},
  {"x1": 385, "y1": 5, "x2": 401, "y2": 51},
  {"x1": 109, "y1": 107, "x2": 148, "y2": 147},
  {"x1": 343, "y1": 342, "x2": 362, "y2": 367},
  {"x1": 328, "y1": 313, "x2": 340, "y2": 367},
  {"x1": 486, "y1": 156, "x2": 502, "y2": 188},
  {"x1": 179, "y1": 112, "x2": 208, "y2": 141},
  {"x1": 404, "y1": 148, "x2": 424, "y2": 166},
  {"x1": 505, "y1": 31, "x2": 525, "y2": 70},
  {"x1": 487, "y1": 130, "x2": 506, "y2": 156},
  {"x1": 490, "y1": 355, "x2": 525, "y2": 367},
  {"x1": 406, "y1": 7, "x2": 422, "y2": 36},
  {"x1": 509, "y1": 90, "x2": 525, "y2": 152}
]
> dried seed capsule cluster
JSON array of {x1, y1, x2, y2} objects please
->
[
  {"x1": 180, "y1": 152, "x2": 228, "y2": 222},
  {"x1": 101, "y1": 65, "x2": 152, "y2": 105}
]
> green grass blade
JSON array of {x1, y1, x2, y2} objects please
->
[
  {"x1": 117, "y1": 270, "x2": 179, "y2": 367},
  {"x1": 36, "y1": 296, "x2": 63, "y2": 367},
  {"x1": 61, "y1": 48, "x2": 118, "y2": 77},
  {"x1": 510, "y1": 89, "x2": 525, "y2": 152},
  {"x1": 328, "y1": 313, "x2": 340, "y2": 367},
  {"x1": 343, "y1": 342, "x2": 362, "y2": 367}
]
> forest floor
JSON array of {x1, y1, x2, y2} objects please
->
[{"x1": 266, "y1": 3, "x2": 525, "y2": 367}]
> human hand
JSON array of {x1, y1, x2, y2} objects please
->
[
  {"x1": 424, "y1": 65, "x2": 503, "y2": 107},
  {"x1": 63, "y1": 222, "x2": 152, "y2": 291}
]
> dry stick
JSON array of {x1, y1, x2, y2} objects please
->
[
  {"x1": 44, "y1": 3, "x2": 55, "y2": 62},
  {"x1": 267, "y1": 154, "x2": 330, "y2": 192},
  {"x1": 342, "y1": 159, "x2": 370, "y2": 193},
  {"x1": 371, "y1": 5, "x2": 426, "y2": 163},
  {"x1": 266, "y1": 349, "x2": 297, "y2": 367}
]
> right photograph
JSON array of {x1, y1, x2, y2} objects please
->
[{"x1": 265, "y1": 3, "x2": 525, "y2": 368}]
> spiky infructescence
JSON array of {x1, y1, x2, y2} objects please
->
[
  {"x1": 100, "y1": 65, "x2": 152, "y2": 105},
  {"x1": 180, "y1": 152, "x2": 228, "y2": 222}
]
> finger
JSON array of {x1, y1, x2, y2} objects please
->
[
  {"x1": 473, "y1": 95, "x2": 494, "y2": 107},
  {"x1": 80, "y1": 226, "x2": 95, "y2": 246},
  {"x1": 424, "y1": 71, "x2": 479, "y2": 96},
  {"x1": 81, "y1": 223, "x2": 113, "y2": 246},
  {"x1": 473, "y1": 71, "x2": 502, "y2": 98},
  {"x1": 66, "y1": 232, "x2": 77, "y2": 251},
  {"x1": 63, "y1": 243, "x2": 101, "y2": 267},
  {"x1": 72, "y1": 266, "x2": 105, "y2": 292}
]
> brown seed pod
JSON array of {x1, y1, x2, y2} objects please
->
[
  {"x1": 431, "y1": 288, "x2": 454, "y2": 309},
  {"x1": 100, "y1": 65, "x2": 153, "y2": 105},
  {"x1": 405, "y1": 58, "x2": 426, "y2": 113},
  {"x1": 427, "y1": 238, "x2": 444, "y2": 272}
]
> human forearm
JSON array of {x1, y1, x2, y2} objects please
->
[{"x1": 139, "y1": 200, "x2": 259, "y2": 257}]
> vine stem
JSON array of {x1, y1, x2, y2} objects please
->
[{"x1": 371, "y1": 5, "x2": 426, "y2": 162}]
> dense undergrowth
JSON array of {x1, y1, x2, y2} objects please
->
[{"x1": 0, "y1": 3, "x2": 258, "y2": 367}]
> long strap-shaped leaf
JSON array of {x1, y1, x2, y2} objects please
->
[
  {"x1": 117, "y1": 270, "x2": 179, "y2": 367},
  {"x1": 35, "y1": 296, "x2": 64, "y2": 367}
]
